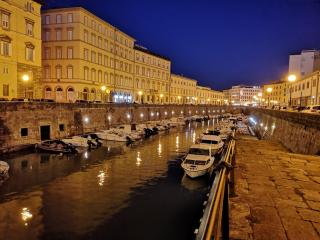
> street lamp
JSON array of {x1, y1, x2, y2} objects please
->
[
  {"x1": 288, "y1": 74, "x2": 296, "y2": 107},
  {"x1": 266, "y1": 87, "x2": 273, "y2": 107},
  {"x1": 138, "y1": 91, "x2": 143, "y2": 104},
  {"x1": 22, "y1": 74, "x2": 30, "y2": 99},
  {"x1": 101, "y1": 86, "x2": 106, "y2": 102},
  {"x1": 177, "y1": 95, "x2": 181, "y2": 104},
  {"x1": 160, "y1": 93, "x2": 164, "y2": 104}
]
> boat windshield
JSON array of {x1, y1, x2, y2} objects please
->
[
  {"x1": 201, "y1": 140, "x2": 219, "y2": 144},
  {"x1": 184, "y1": 160, "x2": 208, "y2": 165},
  {"x1": 188, "y1": 148, "x2": 209, "y2": 156}
]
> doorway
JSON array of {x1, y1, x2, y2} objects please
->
[{"x1": 40, "y1": 125, "x2": 51, "y2": 141}]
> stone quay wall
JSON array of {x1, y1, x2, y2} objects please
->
[
  {"x1": 0, "y1": 102, "x2": 236, "y2": 153},
  {"x1": 246, "y1": 108, "x2": 320, "y2": 155}
]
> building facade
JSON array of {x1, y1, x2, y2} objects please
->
[
  {"x1": 223, "y1": 85, "x2": 261, "y2": 106},
  {"x1": 0, "y1": 0, "x2": 42, "y2": 99},
  {"x1": 41, "y1": 7, "x2": 135, "y2": 103},
  {"x1": 170, "y1": 74, "x2": 197, "y2": 104},
  {"x1": 289, "y1": 50, "x2": 320, "y2": 78},
  {"x1": 133, "y1": 45, "x2": 170, "y2": 104},
  {"x1": 287, "y1": 71, "x2": 320, "y2": 106},
  {"x1": 262, "y1": 81, "x2": 287, "y2": 106}
]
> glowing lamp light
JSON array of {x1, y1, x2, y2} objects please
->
[
  {"x1": 22, "y1": 74, "x2": 30, "y2": 82},
  {"x1": 160, "y1": 94, "x2": 164, "y2": 98},
  {"x1": 138, "y1": 91, "x2": 143, "y2": 96},
  {"x1": 150, "y1": 112, "x2": 154, "y2": 117},
  {"x1": 267, "y1": 87, "x2": 273, "y2": 93},
  {"x1": 288, "y1": 74, "x2": 297, "y2": 82},
  {"x1": 101, "y1": 85, "x2": 106, "y2": 91},
  {"x1": 164, "y1": 111, "x2": 168, "y2": 115},
  {"x1": 127, "y1": 114, "x2": 131, "y2": 119},
  {"x1": 172, "y1": 111, "x2": 175, "y2": 115},
  {"x1": 140, "y1": 113, "x2": 144, "y2": 118},
  {"x1": 84, "y1": 117, "x2": 89, "y2": 123},
  {"x1": 108, "y1": 115, "x2": 111, "y2": 121}
]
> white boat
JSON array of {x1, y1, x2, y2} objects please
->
[
  {"x1": 62, "y1": 136, "x2": 89, "y2": 147},
  {"x1": 0, "y1": 161, "x2": 9, "y2": 178},
  {"x1": 199, "y1": 135, "x2": 224, "y2": 155},
  {"x1": 169, "y1": 117, "x2": 186, "y2": 127},
  {"x1": 96, "y1": 129, "x2": 132, "y2": 142},
  {"x1": 181, "y1": 144, "x2": 215, "y2": 178}
]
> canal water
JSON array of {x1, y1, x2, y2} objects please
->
[{"x1": 0, "y1": 120, "x2": 217, "y2": 240}]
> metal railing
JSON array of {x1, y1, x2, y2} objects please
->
[{"x1": 195, "y1": 134, "x2": 236, "y2": 240}]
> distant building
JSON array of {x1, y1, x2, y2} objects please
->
[
  {"x1": 289, "y1": 50, "x2": 320, "y2": 78},
  {"x1": 170, "y1": 74, "x2": 197, "y2": 104},
  {"x1": 262, "y1": 81, "x2": 287, "y2": 106},
  {"x1": 223, "y1": 85, "x2": 261, "y2": 106},
  {"x1": 134, "y1": 44, "x2": 171, "y2": 104}
]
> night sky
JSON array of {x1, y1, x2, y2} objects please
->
[{"x1": 44, "y1": 0, "x2": 320, "y2": 90}]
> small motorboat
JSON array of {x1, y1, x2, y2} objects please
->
[
  {"x1": 0, "y1": 161, "x2": 10, "y2": 182},
  {"x1": 199, "y1": 135, "x2": 224, "y2": 155},
  {"x1": 181, "y1": 144, "x2": 216, "y2": 178},
  {"x1": 36, "y1": 140, "x2": 78, "y2": 154}
]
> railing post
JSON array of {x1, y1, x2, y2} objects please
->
[{"x1": 221, "y1": 179, "x2": 230, "y2": 240}]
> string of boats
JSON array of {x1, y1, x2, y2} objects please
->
[
  {"x1": 0, "y1": 114, "x2": 248, "y2": 185},
  {"x1": 181, "y1": 114, "x2": 248, "y2": 179}
]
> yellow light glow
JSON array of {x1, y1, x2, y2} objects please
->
[
  {"x1": 258, "y1": 93, "x2": 262, "y2": 97},
  {"x1": 138, "y1": 91, "x2": 143, "y2": 96},
  {"x1": 288, "y1": 74, "x2": 297, "y2": 82},
  {"x1": 267, "y1": 87, "x2": 273, "y2": 93},
  {"x1": 177, "y1": 96, "x2": 181, "y2": 99},
  {"x1": 101, "y1": 85, "x2": 106, "y2": 91},
  {"x1": 22, "y1": 74, "x2": 30, "y2": 82},
  {"x1": 160, "y1": 94, "x2": 164, "y2": 98}
]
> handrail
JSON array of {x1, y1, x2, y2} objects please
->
[{"x1": 195, "y1": 134, "x2": 236, "y2": 240}]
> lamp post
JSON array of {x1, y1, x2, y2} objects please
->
[
  {"x1": 258, "y1": 92, "x2": 262, "y2": 106},
  {"x1": 138, "y1": 91, "x2": 143, "y2": 104},
  {"x1": 101, "y1": 85, "x2": 106, "y2": 102},
  {"x1": 288, "y1": 74, "x2": 296, "y2": 107},
  {"x1": 177, "y1": 95, "x2": 181, "y2": 104},
  {"x1": 160, "y1": 93, "x2": 164, "y2": 104},
  {"x1": 22, "y1": 74, "x2": 30, "y2": 99},
  {"x1": 266, "y1": 87, "x2": 273, "y2": 107}
]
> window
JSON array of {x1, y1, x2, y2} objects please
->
[
  {"x1": 91, "y1": 51, "x2": 96, "y2": 63},
  {"x1": 44, "y1": 16, "x2": 51, "y2": 26},
  {"x1": 1, "y1": 41, "x2": 11, "y2": 56},
  {"x1": 56, "y1": 66, "x2": 62, "y2": 79},
  {"x1": 67, "y1": 13, "x2": 73, "y2": 23},
  {"x1": 67, "y1": 66, "x2": 73, "y2": 79},
  {"x1": 84, "y1": 67, "x2": 89, "y2": 80},
  {"x1": 44, "y1": 66, "x2": 50, "y2": 78},
  {"x1": 84, "y1": 30, "x2": 88, "y2": 42},
  {"x1": 21, "y1": 128, "x2": 28, "y2": 137},
  {"x1": 26, "y1": 21, "x2": 34, "y2": 36},
  {"x1": 2, "y1": 84, "x2": 9, "y2": 96},
  {"x1": 2, "y1": 12, "x2": 10, "y2": 29},
  {"x1": 44, "y1": 48, "x2": 50, "y2": 59},
  {"x1": 44, "y1": 31, "x2": 50, "y2": 41},
  {"x1": 67, "y1": 29, "x2": 73, "y2": 40},
  {"x1": 56, "y1": 47, "x2": 62, "y2": 59},
  {"x1": 84, "y1": 48, "x2": 89, "y2": 60},
  {"x1": 67, "y1": 47, "x2": 73, "y2": 59},
  {"x1": 56, "y1": 30, "x2": 61, "y2": 40},
  {"x1": 56, "y1": 14, "x2": 62, "y2": 24},
  {"x1": 59, "y1": 124, "x2": 65, "y2": 132},
  {"x1": 26, "y1": 46, "x2": 34, "y2": 61}
]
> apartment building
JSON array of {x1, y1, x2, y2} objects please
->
[
  {"x1": 223, "y1": 85, "x2": 261, "y2": 105},
  {"x1": 288, "y1": 71, "x2": 320, "y2": 106},
  {"x1": 0, "y1": 0, "x2": 42, "y2": 99},
  {"x1": 170, "y1": 74, "x2": 197, "y2": 104},
  {"x1": 262, "y1": 81, "x2": 287, "y2": 106},
  {"x1": 41, "y1": 7, "x2": 135, "y2": 103},
  {"x1": 289, "y1": 50, "x2": 320, "y2": 78},
  {"x1": 134, "y1": 45, "x2": 171, "y2": 104}
]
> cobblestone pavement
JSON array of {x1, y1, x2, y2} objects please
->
[{"x1": 230, "y1": 135, "x2": 320, "y2": 240}]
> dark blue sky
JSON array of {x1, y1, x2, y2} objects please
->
[{"x1": 44, "y1": 0, "x2": 320, "y2": 90}]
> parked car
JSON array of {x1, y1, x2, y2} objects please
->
[
  {"x1": 301, "y1": 105, "x2": 320, "y2": 114},
  {"x1": 292, "y1": 106, "x2": 307, "y2": 112}
]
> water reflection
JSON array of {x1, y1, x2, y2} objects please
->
[{"x1": 0, "y1": 121, "x2": 215, "y2": 240}]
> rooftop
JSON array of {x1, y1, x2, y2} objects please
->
[{"x1": 134, "y1": 44, "x2": 170, "y2": 61}]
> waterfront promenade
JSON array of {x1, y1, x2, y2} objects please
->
[{"x1": 230, "y1": 135, "x2": 320, "y2": 240}]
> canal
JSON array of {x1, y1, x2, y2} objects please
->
[{"x1": 0, "y1": 120, "x2": 217, "y2": 240}]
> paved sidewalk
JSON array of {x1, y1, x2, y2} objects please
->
[{"x1": 230, "y1": 135, "x2": 320, "y2": 240}]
